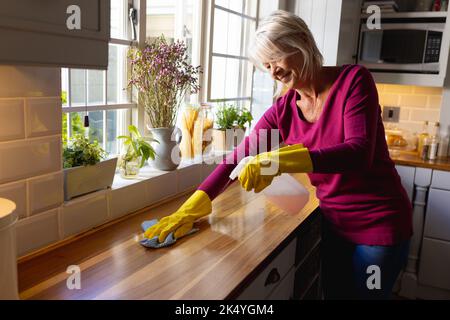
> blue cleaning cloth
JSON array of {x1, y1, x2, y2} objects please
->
[{"x1": 139, "y1": 219, "x2": 199, "y2": 248}]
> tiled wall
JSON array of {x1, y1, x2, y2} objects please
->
[
  {"x1": 377, "y1": 83, "x2": 443, "y2": 134},
  {"x1": 0, "y1": 66, "x2": 63, "y2": 257},
  {"x1": 0, "y1": 66, "x2": 219, "y2": 258}
]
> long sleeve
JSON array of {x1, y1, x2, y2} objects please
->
[
  {"x1": 197, "y1": 99, "x2": 284, "y2": 201},
  {"x1": 309, "y1": 67, "x2": 380, "y2": 173}
]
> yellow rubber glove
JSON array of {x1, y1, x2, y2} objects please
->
[
  {"x1": 238, "y1": 144, "x2": 313, "y2": 193},
  {"x1": 143, "y1": 190, "x2": 212, "y2": 243}
]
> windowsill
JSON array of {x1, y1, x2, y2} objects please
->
[{"x1": 111, "y1": 151, "x2": 228, "y2": 190}]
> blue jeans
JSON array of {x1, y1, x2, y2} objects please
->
[{"x1": 321, "y1": 220, "x2": 410, "y2": 300}]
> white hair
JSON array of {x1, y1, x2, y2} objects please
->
[{"x1": 249, "y1": 10, "x2": 324, "y2": 88}]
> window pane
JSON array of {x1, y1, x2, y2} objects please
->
[
  {"x1": 70, "y1": 112, "x2": 87, "y2": 138},
  {"x1": 106, "y1": 110, "x2": 118, "y2": 154},
  {"x1": 70, "y1": 69, "x2": 86, "y2": 106},
  {"x1": 241, "y1": 61, "x2": 253, "y2": 98},
  {"x1": 87, "y1": 70, "x2": 104, "y2": 105},
  {"x1": 213, "y1": 9, "x2": 242, "y2": 56},
  {"x1": 215, "y1": 0, "x2": 244, "y2": 13},
  {"x1": 88, "y1": 111, "x2": 104, "y2": 146},
  {"x1": 211, "y1": 56, "x2": 240, "y2": 99},
  {"x1": 111, "y1": 0, "x2": 128, "y2": 40},
  {"x1": 244, "y1": 0, "x2": 257, "y2": 18},
  {"x1": 146, "y1": 0, "x2": 176, "y2": 41},
  {"x1": 107, "y1": 44, "x2": 129, "y2": 104},
  {"x1": 242, "y1": 19, "x2": 256, "y2": 57}
]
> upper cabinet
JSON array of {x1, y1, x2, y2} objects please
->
[
  {"x1": 295, "y1": 0, "x2": 362, "y2": 67},
  {"x1": 0, "y1": 0, "x2": 110, "y2": 69},
  {"x1": 295, "y1": 0, "x2": 450, "y2": 87}
]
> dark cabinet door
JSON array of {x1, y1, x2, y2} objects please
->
[{"x1": 0, "y1": 0, "x2": 110, "y2": 69}]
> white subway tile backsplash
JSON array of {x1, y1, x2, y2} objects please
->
[
  {"x1": 28, "y1": 172, "x2": 63, "y2": 216},
  {"x1": 383, "y1": 84, "x2": 414, "y2": 94},
  {"x1": 413, "y1": 86, "x2": 443, "y2": 95},
  {"x1": 399, "y1": 108, "x2": 410, "y2": 121},
  {"x1": 428, "y1": 96, "x2": 442, "y2": 109},
  {"x1": 61, "y1": 190, "x2": 108, "y2": 238},
  {"x1": 399, "y1": 94, "x2": 428, "y2": 108},
  {"x1": 379, "y1": 93, "x2": 400, "y2": 107},
  {"x1": 110, "y1": 181, "x2": 148, "y2": 219},
  {"x1": 409, "y1": 109, "x2": 440, "y2": 122},
  {"x1": 0, "y1": 136, "x2": 61, "y2": 184},
  {"x1": 25, "y1": 97, "x2": 61, "y2": 138},
  {"x1": 0, "y1": 180, "x2": 27, "y2": 219},
  {"x1": 0, "y1": 66, "x2": 60, "y2": 98},
  {"x1": 16, "y1": 208, "x2": 59, "y2": 257},
  {"x1": 0, "y1": 99, "x2": 25, "y2": 142}
]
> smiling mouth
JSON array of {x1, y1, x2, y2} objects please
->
[{"x1": 280, "y1": 72, "x2": 291, "y2": 81}]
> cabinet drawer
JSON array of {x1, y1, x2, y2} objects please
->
[
  {"x1": 423, "y1": 188, "x2": 450, "y2": 242},
  {"x1": 418, "y1": 238, "x2": 450, "y2": 291},
  {"x1": 293, "y1": 242, "x2": 321, "y2": 299},
  {"x1": 296, "y1": 213, "x2": 321, "y2": 266},
  {"x1": 431, "y1": 170, "x2": 450, "y2": 190},
  {"x1": 302, "y1": 276, "x2": 320, "y2": 300},
  {"x1": 236, "y1": 238, "x2": 296, "y2": 300},
  {"x1": 266, "y1": 266, "x2": 296, "y2": 300}
]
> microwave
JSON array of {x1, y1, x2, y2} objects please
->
[{"x1": 358, "y1": 22, "x2": 444, "y2": 74}]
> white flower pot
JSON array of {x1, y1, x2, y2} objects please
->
[{"x1": 63, "y1": 158, "x2": 118, "y2": 201}]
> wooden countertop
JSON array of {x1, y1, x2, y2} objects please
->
[
  {"x1": 391, "y1": 151, "x2": 450, "y2": 172},
  {"x1": 18, "y1": 173, "x2": 319, "y2": 300}
]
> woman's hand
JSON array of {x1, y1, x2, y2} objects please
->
[
  {"x1": 143, "y1": 190, "x2": 212, "y2": 243},
  {"x1": 238, "y1": 144, "x2": 313, "y2": 193}
]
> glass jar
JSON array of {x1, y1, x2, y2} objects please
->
[
  {"x1": 118, "y1": 146, "x2": 142, "y2": 179},
  {"x1": 193, "y1": 103, "x2": 214, "y2": 159},
  {"x1": 180, "y1": 105, "x2": 199, "y2": 160}
]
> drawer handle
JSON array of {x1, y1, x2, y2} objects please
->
[{"x1": 264, "y1": 268, "x2": 281, "y2": 286}]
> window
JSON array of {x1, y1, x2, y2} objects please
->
[
  {"x1": 209, "y1": 0, "x2": 258, "y2": 110},
  {"x1": 62, "y1": 0, "x2": 135, "y2": 155},
  {"x1": 145, "y1": 0, "x2": 202, "y2": 129}
]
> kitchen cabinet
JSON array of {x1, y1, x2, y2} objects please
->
[
  {"x1": 418, "y1": 238, "x2": 450, "y2": 291},
  {"x1": 395, "y1": 165, "x2": 415, "y2": 203},
  {"x1": 418, "y1": 170, "x2": 450, "y2": 291},
  {"x1": 0, "y1": 0, "x2": 110, "y2": 69},
  {"x1": 236, "y1": 210, "x2": 322, "y2": 300},
  {"x1": 295, "y1": 0, "x2": 362, "y2": 66}
]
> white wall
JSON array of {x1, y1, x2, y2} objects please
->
[{"x1": 0, "y1": 66, "x2": 62, "y2": 256}]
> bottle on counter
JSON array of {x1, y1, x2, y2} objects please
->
[
  {"x1": 417, "y1": 121, "x2": 429, "y2": 157},
  {"x1": 428, "y1": 122, "x2": 441, "y2": 160},
  {"x1": 421, "y1": 136, "x2": 431, "y2": 160}
]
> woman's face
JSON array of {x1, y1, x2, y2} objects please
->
[{"x1": 262, "y1": 51, "x2": 304, "y2": 89}]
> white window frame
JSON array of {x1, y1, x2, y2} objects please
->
[
  {"x1": 63, "y1": 0, "x2": 137, "y2": 154},
  {"x1": 206, "y1": 0, "x2": 260, "y2": 106}
]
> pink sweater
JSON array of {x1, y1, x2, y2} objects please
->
[{"x1": 198, "y1": 64, "x2": 413, "y2": 246}]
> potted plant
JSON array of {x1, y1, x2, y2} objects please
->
[
  {"x1": 63, "y1": 135, "x2": 117, "y2": 201},
  {"x1": 117, "y1": 125, "x2": 158, "y2": 179},
  {"x1": 212, "y1": 104, "x2": 253, "y2": 152},
  {"x1": 128, "y1": 35, "x2": 201, "y2": 171}
]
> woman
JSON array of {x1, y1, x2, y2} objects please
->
[{"x1": 144, "y1": 10, "x2": 412, "y2": 300}]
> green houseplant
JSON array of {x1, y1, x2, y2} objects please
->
[
  {"x1": 63, "y1": 135, "x2": 117, "y2": 201},
  {"x1": 213, "y1": 105, "x2": 253, "y2": 152},
  {"x1": 117, "y1": 125, "x2": 158, "y2": 178},
  {"x1": 128, "y1": 35, "x2": 201, "y2": 171}
]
